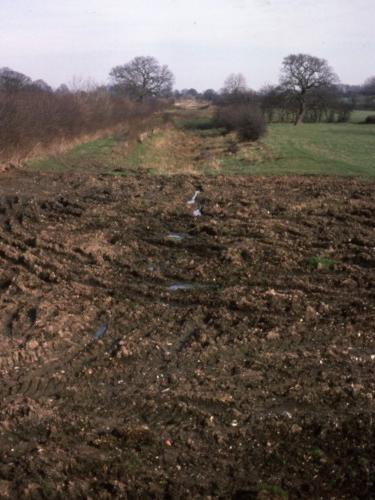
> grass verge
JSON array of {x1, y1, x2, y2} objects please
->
[
  {"x1": 26, "y1": 107, "x2": 375, "y2": 177},
  {"x1": 27, "y1": 135, "x2": 120, "y2": 172}
]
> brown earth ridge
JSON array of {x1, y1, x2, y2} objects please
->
[{"x1": 0, "y1": 170, "x2": 374, "y2": 498}]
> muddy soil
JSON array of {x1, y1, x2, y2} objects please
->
[{"x1": 0, "y1": 170, "x2": 374, "y2": 498}]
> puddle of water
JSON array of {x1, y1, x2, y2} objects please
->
[
  {"x1": 193, "y1": 209, "x2": 202, "y2": 217},
  {"x1": 166, "y1": 232, "x2": 192, "y2": 241},
  {"x1": 187, "y1": 190, "x2": 200, "y2": 205},
  {"x1": 167, "y1": 281, "x2": 210, "y2": 291},
  {"x1": 94, "y1": 324, "x2": 108, "y2": 339}
]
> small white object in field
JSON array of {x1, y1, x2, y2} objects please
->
[
  {"x1": 193, "y1": 209, "x2": 202, "y2": 217},
  {"x1": 187, "y1": 190, "x2": 200, "y2": 205}
]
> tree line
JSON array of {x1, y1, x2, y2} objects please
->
[
  {"x1": 1, "y1": 53, "x2": 374, "y2": 161},
  {"x1": 0, "y1": 64, "x2": 170, "y2": 162},
  {"x1": 176, "y1": 57, "x2": 375, "y2": 125},
  {"x1": 2, "y1": 54, "x2": 374, "y2": 126},
  {"x1": 106, "y1": 54, "x2": 375, "y2": 125}
]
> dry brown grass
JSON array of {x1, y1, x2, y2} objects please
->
[
  {"x1": 0, "y1": 90, "x2": 165, "y2": 168},
  {"x1": 125, "y1": 115, "x2": 270, "y2": 175},
  {"x1": 138, "y1": 127, "x2": 203, "y2": 174}
]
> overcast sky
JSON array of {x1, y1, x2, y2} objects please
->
[{"x1": 0, "y1": 0, "x2": 373, "y2": 90}]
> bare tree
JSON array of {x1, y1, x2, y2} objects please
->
[
  {"x1": 55, "y1": 84, "x2": 70, "y2": 95},
  {"x1": 180, "y1": 88, "x2": 199, "y2": 99},
  {"x1": 202, "y1": 88, "x2": 218, "y2": 102},
  {"x1": 363, "y1": 76, "x2": 375, "y2": 95},
  {"x1": 259, "y1": 84, "x2": 285, "y2": 123},
  {"x1": 30, "y1": 79, "x2": 53, "y2": 93},
  {"x1": 221, "y1": 73, "x2": 247, "y2": 95},
  {"x1": 110, "y1": 56, "x2": 174, "y2": 100},
  {"x1": 0, "y1": 67, "x2": 32, "y2": 93},
  {"x1": 280, "y1": 54, "x2": 338, "y2": 125}
]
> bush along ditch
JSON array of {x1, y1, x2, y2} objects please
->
[{"x1": 214, "y1": 102, "x2": 267, "y2": 141}]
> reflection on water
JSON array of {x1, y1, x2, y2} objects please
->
[
  {"x1": 166, "y1": 232, "x2": 192, "y2": 241},
  {"x1": 187, "y1": 190, "x2": 200, "y2": 205},
  {"x1": 167, "y1": 281, "x2": 212, "y2": 291}
]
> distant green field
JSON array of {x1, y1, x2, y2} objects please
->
[
  {"x1": 350, "y1": 109, "x2": 375, "y2": 123},
  {"x1": 221, "y1": 120, "x2": 375, "y2": 177}
]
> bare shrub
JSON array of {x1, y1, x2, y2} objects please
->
[
  {"x1": 0, "y1": 87, "x2": 165, "y2": 162},
  {"x1": 365, "y1": 115, "x2": 375, "y2": 124},
  {"x1": 215, "y1": 103, "x2": 266, "y2": 141}
]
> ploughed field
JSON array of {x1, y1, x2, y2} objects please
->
[{"x1": 0, "y1": 171, "x2": 374, "y2": 498}]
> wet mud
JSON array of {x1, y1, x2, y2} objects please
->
[{"x1": 0, "y1": 171, "x2": 374, "y2": 498}]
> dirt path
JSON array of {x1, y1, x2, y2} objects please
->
[{"x1": 0, "y1": 171, "x2": 374, "y2": 498}]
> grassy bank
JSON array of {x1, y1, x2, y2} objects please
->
[
  {"x1": 28, "y1": 135, "x2": 120, "y2": 172},
  {"x1": 231, "y1": 121, "x2": 375, "y2": 176},
  {"x1": 26, "y1": 107, "x2": 375, "y2": 177}
]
